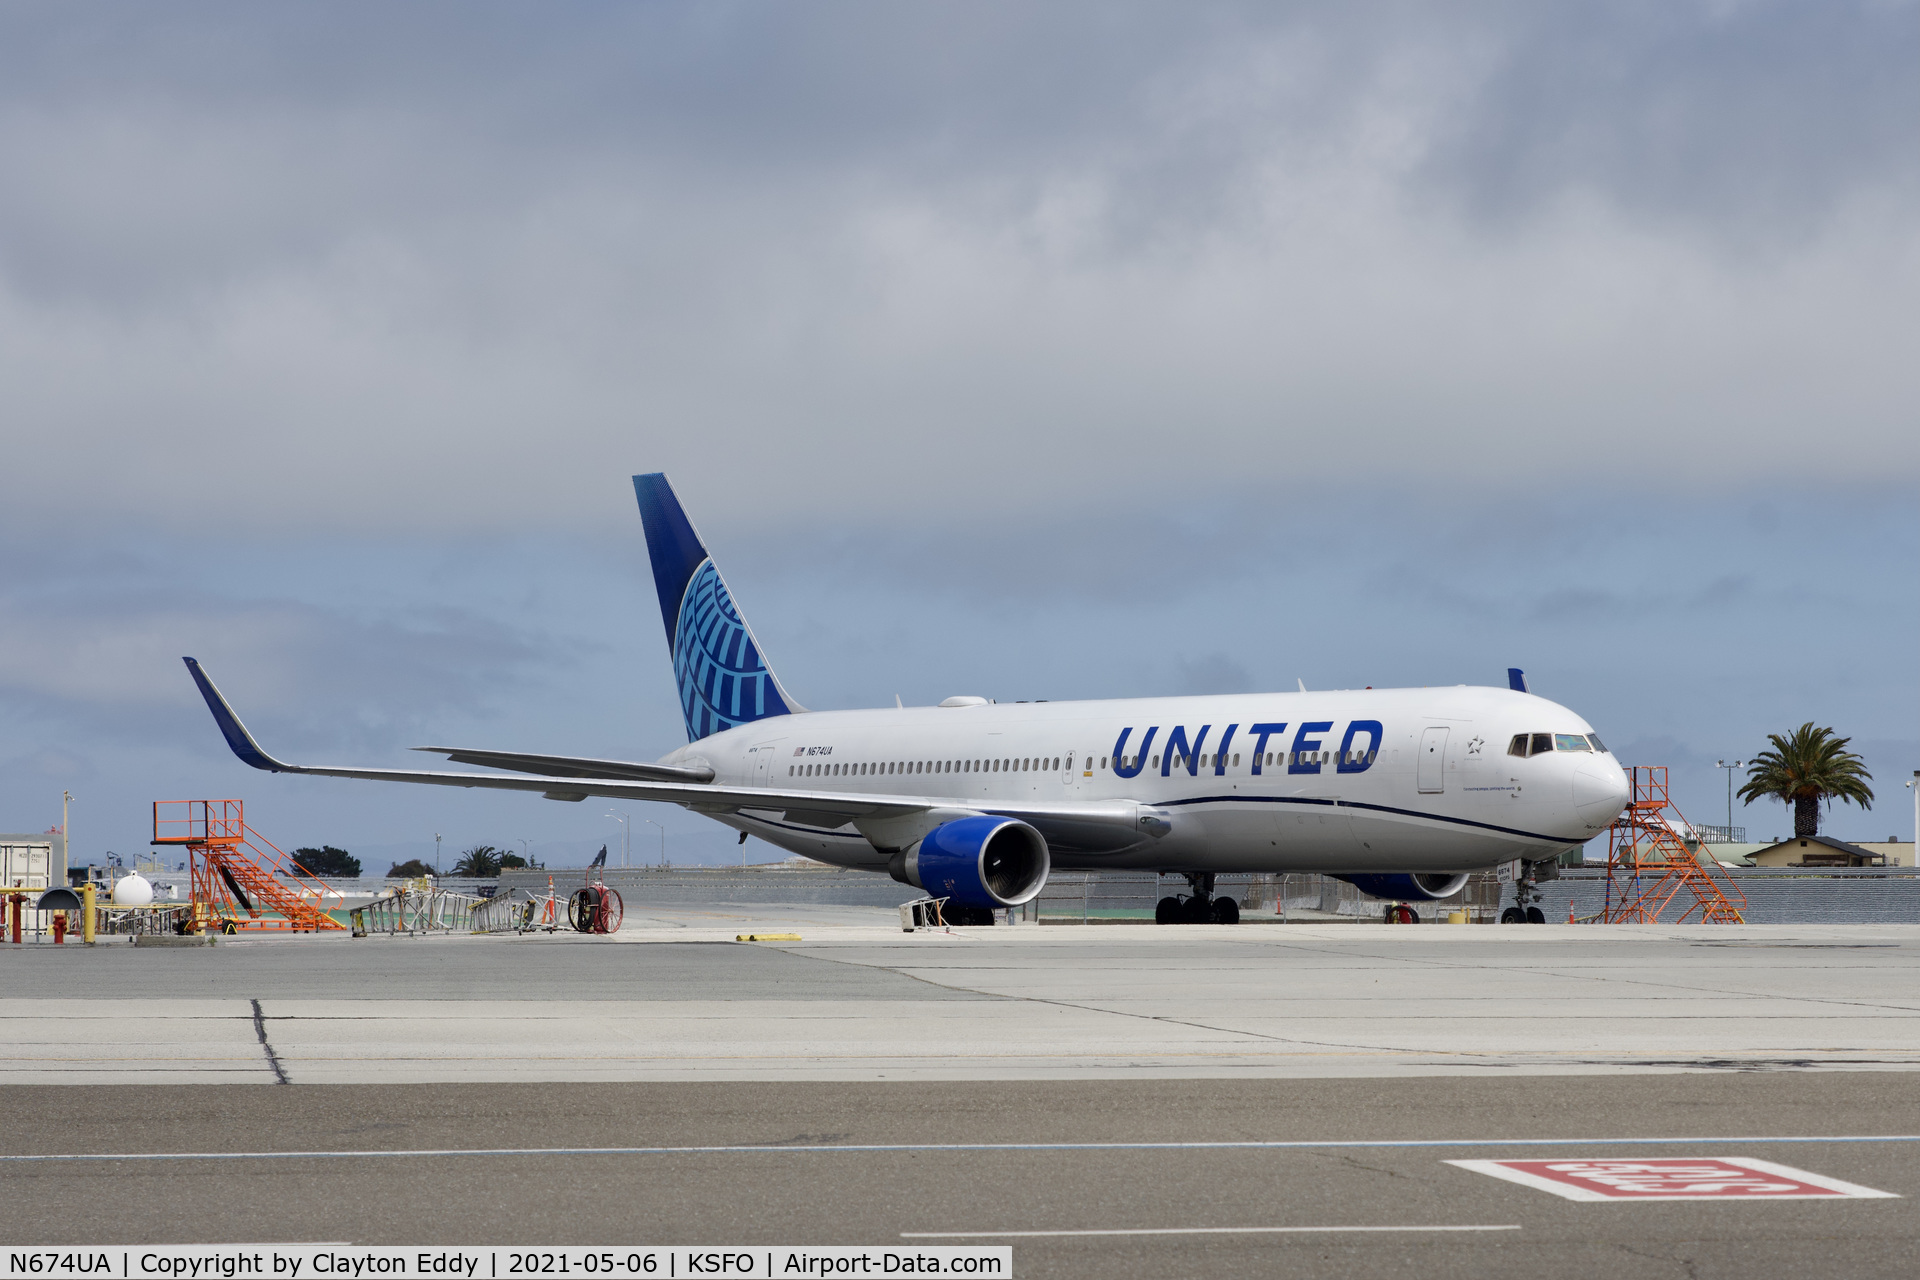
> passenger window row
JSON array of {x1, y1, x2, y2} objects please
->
[
  {"x1": 1508, "y1": 733, "x2": 1607, "y2": 757},
  {"x1": 790, "y1": 756, "x2": 1067, "y2": 779},
  {"x1": 786, "y1": 746, "x2": 1391, "y2": 781},
  {"x1": 1098, "y1": 750, "x2": 1375, "y2": 769}
]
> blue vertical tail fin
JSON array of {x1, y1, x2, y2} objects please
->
[{"x1": 634, "y1": 473, "x2": 802, "y2": 742}]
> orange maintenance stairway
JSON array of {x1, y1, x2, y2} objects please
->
[
  {"x1": 152, "y1": 799, "x2": 346, "y2": 934},
  {"x1": 1598, "y1": 767, "x2": 1746, "y2": 924}
]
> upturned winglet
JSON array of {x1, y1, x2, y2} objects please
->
[{"x1": 182, "y1": 657, "x2": 289, "y2": 772}]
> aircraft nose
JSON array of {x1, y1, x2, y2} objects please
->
[{"x1": 1573, "y1": 760, "x2": 1631, "y2": 828}]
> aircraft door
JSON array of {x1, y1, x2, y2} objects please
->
[
  {"x1": 751, "y1": 742, "x2": 782, "y2": 788},
  {"x1": 1060, "y1": 752, "x2": 1074, "y2": 785},
  {"x1": 1417, "y1": 727, "x2": 1448, "y2": 794}
]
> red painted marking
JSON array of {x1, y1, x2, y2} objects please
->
[
  {"x1": 1449, "y1": 1156, "x2": 1898, "y2": 1202},
  {"x1": 1507, "y1": 1160, "x2": 1835, "y2": 1198}
]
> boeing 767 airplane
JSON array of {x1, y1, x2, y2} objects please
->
[{"x1": 186, "y1": 473, "x2": 1630, "y2": 924}]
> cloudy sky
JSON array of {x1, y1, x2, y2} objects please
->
[{"x1": 3, "y1": 1, "x2": 1915, "y2": 871}]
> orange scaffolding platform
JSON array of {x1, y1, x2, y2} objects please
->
[
  {"x1": 1598, "y1": 767, "x2": 1746, "y2": 924},
  {"x1": 152, "y1": 800, "x2": 346, "y2": 934}
]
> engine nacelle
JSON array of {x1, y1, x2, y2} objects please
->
[
  {"x1": 887, "y1": 816, "x2": 1050, "y2": 909},
  {"x1": 1333, "y1": 872, "x2": 1471, "y2": 902}
]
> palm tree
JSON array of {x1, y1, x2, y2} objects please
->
[
  {"x1": 449, "y1": 845, "x2": 503, "y2": 877},
  {"x1": 1738, "y1": 723, "x2": 1873, "y2": 839}
]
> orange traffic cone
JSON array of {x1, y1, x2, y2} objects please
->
[{"x1": 1567, "y1": 903, "x2": 1576, "y2": 924}]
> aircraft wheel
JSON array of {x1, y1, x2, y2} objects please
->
[
  {"x1": 1525, "y1": 906, "x2": 1547, "y2": 924},
  {"x1": 1501, "y1": 907, "x2": 1525, "y2": 924},
  {"x1": 1384, "y1": 904, "x2": 1418, "y2": 925},
  {"x1": 1155, "y1": 896, "x2": 1181, "y2": 925},
  {"x1": 1211, "y1": 897, "x2": 1240, "y2": 925},
  {"x1": 1182, "y1": 896, "x2": 1213, "y2": 924}
]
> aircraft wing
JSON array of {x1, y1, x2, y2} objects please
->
[
  {"x1": 411, "y1": 745, "x2": 715, "y2": 784},
  {"x1": 183, "y1": 658, "x2": 1145, "y2": 851}
]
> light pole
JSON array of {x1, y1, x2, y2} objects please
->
[
  {"x1": 518, "y1": 838, "x2": 531, "y2": 868},
  {"x1": 1714, "y1": 760, "x2": 1744, "y2": 840},
  {"x1": 606, "y1": 811, "x2": 631, "y2": 868},
  {"x1": 61, "y1": 790, "x2": 72, "y2": 886},
  {"x1": 1907, "y1": 772, "x2": 1919, "y2": 868},
  {"x1": 642, "y1": 818, "x2": 666, "y2": 868},
  {"x1": 434, "y1": 832, "x2": 442, "y2": 877}
]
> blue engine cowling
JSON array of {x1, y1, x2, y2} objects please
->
[
  {"x1": 886, "y1": 816, "x2": 1050, "y2": 909},
  {"x1": 1332, "y1": 872, "x2": 1471, "y2": 902}
]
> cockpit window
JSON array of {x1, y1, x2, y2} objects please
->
[{"x1": 1514, "y1": 732, "x2": 1602, "y2": 757}]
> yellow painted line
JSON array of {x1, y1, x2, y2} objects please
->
[{"x1": 736, "y1": 933, "x2": 803, "y2": 942}]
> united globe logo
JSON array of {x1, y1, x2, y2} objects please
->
[{"x1": 672, "y1": 559, "x2": 788, "y2": 740}]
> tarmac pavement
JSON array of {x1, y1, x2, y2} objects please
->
[{"x1": 6, "y1": 916, "x2": 1920, "y2": 1277}]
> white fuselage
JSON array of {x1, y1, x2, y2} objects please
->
[{"x1": 660, "y1": 685, "x2": 1631, "y2": 874}]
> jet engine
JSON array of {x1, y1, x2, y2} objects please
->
[
  {"x1": 1332, "y1": 872, "x2": 1471, "y2": 902},
  {"x1": 887, "y1": 815, "x2": 1050, "y2": 910}
]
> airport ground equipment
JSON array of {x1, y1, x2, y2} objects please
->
[
  {"x1": 350, "y1": 880, "x2": 482, "y2": 936},
  {"x1": 470, "y1": 881, "x2": 563, "y2": 933},
  {"x1": 567, "y1": 872, "x2": 623, "y2": 934},
  {"x1": 898, "y1": 895, "x2": 952, "y2": 930},
  {"x1": 152, "y1": 799, "x2": 346, "y2": 934},
  {"x1": 1596, "y1": 767, "x2": 1746, "y2": 923},
  {"x1": 96, "y1": 904, "x2": 195, "y2": 935}
]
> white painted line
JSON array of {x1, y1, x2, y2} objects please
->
[
  {"x1": 1449, "y1": 1157, "x2": 1900, "y2": 1202},
  {"x1": 902, "y1": 1225, "x2": 1520, "y2": 1238},
  {"x1": 3, "y1": 1135, "x2": 1919, "y2": 1164}
]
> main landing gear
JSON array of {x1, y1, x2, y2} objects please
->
[
  {"x1": 1382, "y1": 903, "x2": 1419, "y2": 924},
  {"x1": 1155, "y1": 872, "x2": 1240, "y2": 925}
]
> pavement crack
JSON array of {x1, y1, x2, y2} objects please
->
[
  {"x1": 1328, "y1": 1152, "x2": 1415, "y2": 1181},
  {"x1": 251, "y1": 998, "x2": 289, "y2": 1085},
  {"x1": 783, "y1": 948, "x2": 1422, "y2": 1054},
  {"x1": 1612, "y1": 1241, "x2": 1699, "y2": 1279}
]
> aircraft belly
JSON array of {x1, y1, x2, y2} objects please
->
[
  {"x1": 725, "y1": 812, "x2": 889, "y2": 871},
  {"x1": 1046, "y1": 797, "x2": 1536, "y2": 874}
]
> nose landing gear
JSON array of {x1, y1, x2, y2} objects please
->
[
  {"x1": 1502, "y1": 865, "x2": 1550, "y2": 923},
  {"x1": 1153, "y1": 873, "x2": 1240, "y2": 924}
]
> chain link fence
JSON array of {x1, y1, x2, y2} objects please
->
[{"x1": 490, "y1": 864, "x2": 1919, "y2": 925}]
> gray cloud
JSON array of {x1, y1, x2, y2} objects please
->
[
  {"x1": 0, "y1": 2, "x2": 1913, "y2": 542},
  {"x1": 1176, "y1": 652, "x2": 1258, "y2": 696},
  {"x1": 1, "y1": 3, "x2": 1916, "y2": 861},
  {"x1": 0, "y1": 575, "x2": 565, "y2": 753}
]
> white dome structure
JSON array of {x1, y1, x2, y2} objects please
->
[{"x1": 112, "y1": 872, "x2": 154, "y2": 907}]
